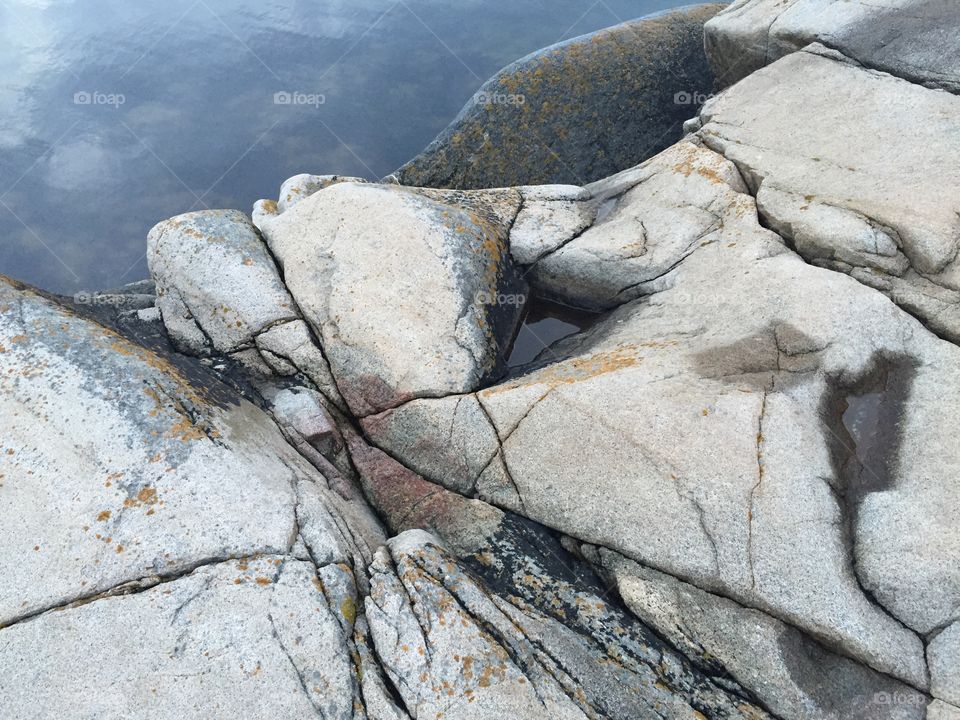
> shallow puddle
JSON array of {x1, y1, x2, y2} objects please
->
[
  {"x1": 507, "y1": 298, "x2": 600, "y2": 368},
  {"x1": 835, "y1": 357, "x2": 915, "y2": 504}
]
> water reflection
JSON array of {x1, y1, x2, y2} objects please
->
[{"x1": 0, "y1": 0, "x2": 684, "y2": 292}]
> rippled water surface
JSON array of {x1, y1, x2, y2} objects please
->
[{"x1": 0, "y1": 0, "x2": 687, "y2": 292}]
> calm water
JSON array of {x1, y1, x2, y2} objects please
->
[{"x1": 0, "y1": 0, "x2": 686, "y2": 293}]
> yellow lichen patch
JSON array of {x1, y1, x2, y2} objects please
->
[
  {"x1": 254, "y1": 576, "x2": 272, "y2": 586},
  {"x1": 340, "y1": 596, "x2": 357, "y2": 625},
  {"x1": 261, "y1": 199, "x2": 278, "y2": 212},
  {"x1": 96, "y1": 510, "x2": 111, "y2": 522}
]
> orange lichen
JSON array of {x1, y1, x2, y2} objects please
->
[
  {"x1": 484, "y1": 345, "x2": 641, "y2": 395},
  {"x1": 123, "y1": 486, "x2": 160, "y2": 510}
]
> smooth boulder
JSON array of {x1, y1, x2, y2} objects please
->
[{"x1": 258, "y1": 182, "x2": 527, "y2": 416}]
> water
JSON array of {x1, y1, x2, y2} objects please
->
[
  {"x1": 0, "y1": 0, "x2": 687, "y2": 293},
  {"x1": 508, "y1": 298, "x2": 599, "y2": 368}
]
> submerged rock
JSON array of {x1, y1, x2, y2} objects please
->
[
  {"x1": 394, "y1": 4, "x2": 725, "y2": 189},
  {"x1": 704, "y1": 0, "x2": 960, "y2": 92}
]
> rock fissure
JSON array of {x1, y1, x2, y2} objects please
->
[{"x1": 0, "y1": 553, "x2": 281, "y2": 632}]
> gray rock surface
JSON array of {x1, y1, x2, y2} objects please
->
[
  {"x1": 930, "y1": 623, "x2": 960, "y2": 708},
  {"x1": 527, "y1": 140, "x2": 748, "y2": 309},
  {"x1": 147, "y1": 209, "x2": 298, "y2": 355},
  {"x1": 509, "y1": 186, "x2": 595, "y2": 266},
  {"x1": 0, "y1": 557, "x2": 361, "y2": 719},
  {"x1": 350, "y1": 438, "x2": 769, "y2": 718},
  {"x1": 394, "y1": 4, "x2": 725, "y2": 189},
  {"x1": 929, "y1": 701, "x2": 960, "y2": 720},
  {"x1": 696, "y1": 44, "x2": 960, "y2": 342},
  {"x1": 277, "y1": 173, "x2": 367, "y2": 213},
  {"x1": 9, "y1": 13, "x2": 960, "y2": 714},
  {"x1": 0, "y1": 276, "x2": 383, "y2": 629},
  {"x1": 364, "y1": 140, "x2": 960, "y2": 690},
  {"x1": 258, "y1": 182, "x2": 527, "y2": 416},
  {"x1": 704, "y1": 0, "x2": 960, "y2": 91},
  {"x1": 594, "y1": 547, "x2": 927, "y2": 720}
]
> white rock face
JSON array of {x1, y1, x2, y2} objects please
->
[
  {"x1": 930, "y1": 623, "x2": 960, "y2": 708},
  {"x1": 704, "y1": 0, "x2": 960, "y2": 92},
  {"x1": 259, "y1": 182, "x2": 527, "y2": 416},
  {"x1": 0, "y1": 558, "x2": 358, "y2": 719},
  {"x1": 697, "y1": 44, "x2": 960, "y2": 342},
  {"x1": 0, "y1": 277, "x2": 383, "y2": 628},
  {"x1": 364, "y1": 141, "x2": 960, "y2": 691},
  {"x1": 147, "y1": 209, "x2": 298, "y2": 354}
]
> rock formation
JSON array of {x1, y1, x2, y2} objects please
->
[
  {"x1": 3, "y1": 2, "x2": 959, "y2": 718},
  {"x1": 394, "y1": 4, "x2": 726, "y2": 189}
]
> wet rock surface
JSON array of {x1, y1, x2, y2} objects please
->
[
  {"x1": 394, "y1": 4, "x2": 725, "y2": 189},
  {"x1": 4, "y1": 10, "x2": 960, "y2": 719}
]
